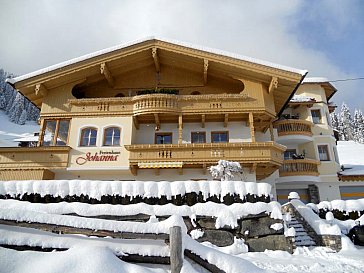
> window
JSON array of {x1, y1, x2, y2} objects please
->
[
  {"x1": 80, "y1": 127, "x2": 97, "y2": 146},
  {"x1": 191, "y1": 91, "x2": 201, "y2": 95},
  {"x1": 311, "y1": 109, "x2": 322, "y2": 124},
  {"x1": 103, "y1": 127, "x2": 121, "y2": 146},
  {"x1": 284, "y1": 149, "x2": 297, "y2": 160},
  {"x1": 155, "y1": 133, "x2": 172, "y2": 144},
  {"x1": 318, "y1": 145, "x2": 330, "y2": 161},
  {"x1": 211, "y1": 131, "x2": 228, "y2": 143},
  {"x1": 41, "y1": 119, "x2": 70, "y2": 146},
  {"x1": 191, "y1": 132, "x2": 206, "y2": 143}
]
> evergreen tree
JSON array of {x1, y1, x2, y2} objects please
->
[
  {"x1": 330, "y1": 112, "x2": 339, "y2": 131},
  {"x1": 0, "y1": 68, "x2": 40, "y2": 124},
  {"x1": 9, "y1": 92, "x2": 25, "y2": 124},
  {"x1": 18, "y1": 109, "x2": 28, "y2": 125},
  {"x1": 353, "y1": 109, "x2": 364, "y2": 143},
  {"x1": 338, "y1": 102, "x2": 354, "y2": 141}
]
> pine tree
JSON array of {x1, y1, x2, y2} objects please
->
[
  {"x1": 353, "y1": 109, "x2": 364, "y2": 143},
  {"x1": 9, "y1": 92, "x2": 25, "y2": 124},
  {"x1": 18, "y1": 109, "x2": 28, "y2": 125},
  {"x1": 338, "y1": 102, "x2": 354, "y2": 141},
  {"x1": 330, "y1": 112, "x2": 339, "y2": 131}
]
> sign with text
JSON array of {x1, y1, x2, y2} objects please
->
[{"x1": 76, "y1": 150, "x2": 121, "y2": 165}]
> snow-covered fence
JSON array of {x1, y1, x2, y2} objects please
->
[
  {"x1": 0, "y1": 209, "x2": 184, "y2": 271},
  {"x1": 0, "y1": 180, "x2": 272, "y2": 205}
]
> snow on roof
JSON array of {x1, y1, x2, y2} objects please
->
[
  {"x1": 337, "y1": 141, "x2": 364, "y2": 176},
  {"x1": 290, "y1": 95, "x2": 316, "y2": 103},
  {"x1": 8, "y1": 36, "x2": 307, "y2": 84},
  {"x1": 13, "y1": 135, "x2": 39, "y2": 142},
  {"x1": 302, "y1": 77, "x2": 329, "y2": 83},
  {"x1": 0, "y1": 180, "x2": 272, "y2": 201}
]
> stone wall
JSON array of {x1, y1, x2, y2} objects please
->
[
  {"x1": 282, "y1": 203, "x2": 342, "y2": 252},
  {"x1": 192, "y1": 213, "x2": 294, "y2": 253}
]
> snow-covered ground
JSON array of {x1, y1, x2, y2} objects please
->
[
  {"x1": 0, "y1": 110, "x2": 38, "y2": 147},
  {"x1": 337, "y1": 140, "x2": 364, "y2": 176}
]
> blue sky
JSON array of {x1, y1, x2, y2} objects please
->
[{"x1": 0, "y1": 0, "x2": 363, "y2": 111}]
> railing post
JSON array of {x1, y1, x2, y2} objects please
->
[{"x1": 170, "y1": 226, "x2": 183, "y2": 273}]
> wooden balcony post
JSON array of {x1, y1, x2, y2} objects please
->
[
  {"x1": 178, "y1": 115, "x2": 183, "y2": 144},
  {"x1": 269, "y1": 123, "x2": 275, "y2": 141},
  {"x1": 249, "y1": 112, "x2": 256, "y2": 142},
  {"x1": 38, "y1": 119, "x2": 45, "y2": 147}
]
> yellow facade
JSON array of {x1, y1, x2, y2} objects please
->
[{"x1": 1, "y1": 38, "x2": 309, "y2": 182}]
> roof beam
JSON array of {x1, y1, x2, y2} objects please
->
[
  {"x1": 152, "y1": 47, "x2": 160, "y2": 73},
  {"x1": 34, "y1": 83, "x2": 48, "y2": 97},
  {"x1": 268, "y1": 77, "x2": 278, "y2": 94},
  {"x1": 203, "y1": 59, "x2": 209, "y2": 85},
  {"x1": 100, "y1": 62, "x2": 115, "y2": 87}
]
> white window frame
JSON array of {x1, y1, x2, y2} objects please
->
[
  {"x1": 78, "y1": 125, "x2": 99, "y2": 147},
  {"x1": 102, "y1": 126, "x2": 122, "y2": 146},
  {"x1": 310, "y1": 108, "x2": 323, "y2": 125},
  {"x1": 317, "y1": 144, "x2": 331, "y2": 162}
]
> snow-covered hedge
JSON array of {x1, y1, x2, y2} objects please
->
[
  {"x1": 308, "y1": 198, "x2": 364, "y2": 221},
  {"x1": 0, "y1": 180, "x2": 272, "y2": 205}
]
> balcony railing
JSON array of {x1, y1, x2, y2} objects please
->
[
  {"x1": 0, "y1": 146, "x2": 71, "y2": 170},
  {"x1": 125, "y1": 142, "x2": 285, "y2": 170},
  {"x1": 274, "y1": 119, "x2": 313, "y2": 137},
  {"x1": 279, "y1": 159, "x2": 320, "y2": 177},
  {"x1": 67, "y1": 93, "x2": 269, "y2": 117}
]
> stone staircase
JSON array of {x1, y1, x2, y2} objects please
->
[{"x1": 288, "y1": 216, "x2": 316, "y2": 247}]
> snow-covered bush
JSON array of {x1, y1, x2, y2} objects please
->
[{"x1": 209, "y1": 160, "x2": 246, "y2": 181}]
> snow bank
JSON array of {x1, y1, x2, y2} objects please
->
[
  {"x1": 0, "y1": 180, "x2": 271, "y2": 200},
  {"x1": 290, "y1": 200, "x2": 341, "y2": 235},
  {"x1": 184, "y1": 235, "x2": 266, "y2": 273},
  {"x1": 0, "y1": 199, "x2": 282, "y2": 229},
  {"x1": 337, "y1": 141, "x2": 364, "y2": 175},
  {"x1": 0, "y1": 244, "x2": 167, "y2": 273},
  {"x1": 312, "y1": 198, "x2": 364, "y2": 213}
]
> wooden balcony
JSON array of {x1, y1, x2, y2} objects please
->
[
  {"x1": 125, "y1": 142, "x2": 285, "y2": 179},
  {"x1": 274, "y1": 119, "x2": 313, "y2": 137},
  {"x1": 279, "y1": 159, "x2": 320, "y2": 177},
  {"x1": 0, "y1": 146, "x2": 70, "y2": 170},
  {"x1": 68, "y1": 93, "x2": 272, "y2": 120}
]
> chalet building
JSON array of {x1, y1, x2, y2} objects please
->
[
  {"x1": 274, "y1": 78, "x2": 341, "y2": 203},
  {"x1": 0, "y1": 37, "x2": 345, "y2": 202}
]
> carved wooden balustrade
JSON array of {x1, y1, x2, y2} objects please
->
[
  {"x1": 279, "y1": 159, "x2": 320, "y2": 177},
  {"x1": 274, "y1": 119, "x2": 313, "y2": 137},
  {"x1": 125, "y1": 142, "x2": 285, "y2": 168},
  {"x1": 67, "y1": 93, "x2": 268, "y2": 117}
]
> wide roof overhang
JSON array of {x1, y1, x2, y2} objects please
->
[{"x1": 7, "y1": 37, "x2": 307, "y2": 116}]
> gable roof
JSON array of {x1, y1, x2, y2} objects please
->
[
  {"x1": 8, "y1": 36, "x2": 307, "y2": 85},
  {"x1": 7, "y1": 37, "x2": 307, "y2": 115}
]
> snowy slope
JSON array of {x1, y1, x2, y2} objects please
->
[
  {"x1": 337, "y1": 141, "x2": 364, "y2": 175},
  {"x1": 0, "y1": 110, "x2": 39, "y2": 147}
]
